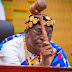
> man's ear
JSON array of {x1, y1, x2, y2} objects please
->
[
  {"x1": 25, "y1": 29, "x2": 29, "y2": 34},
  {"x1": 25, "y1": 29, "x2": 30, "y2": 38}
]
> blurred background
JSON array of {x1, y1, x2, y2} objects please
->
[{"x1": 0, "y1": 0, "x2": 72, "y2": 66}]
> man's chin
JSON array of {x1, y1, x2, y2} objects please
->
[{"x1": 35, "y1": 46, "x2": 41, "y2": 52}]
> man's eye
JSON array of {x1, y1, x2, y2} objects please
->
[{"x1": 37, "y1": 31, "x2": 42, "y2": 34}]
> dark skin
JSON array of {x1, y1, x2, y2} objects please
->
[{"x1": 25, "y1": 24, "x2": 53, "y2": 66}]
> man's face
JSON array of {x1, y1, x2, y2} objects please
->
[{"x1": 27, "y1": 24, "x2": 53, "y2": 53}]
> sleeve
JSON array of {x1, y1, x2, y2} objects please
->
[
  {"x1": 0, "y1": 40, "x2": 22, "y2": 66},
  {"x1": 50, "y1": 48, "x2": 71, "y2": 67}
]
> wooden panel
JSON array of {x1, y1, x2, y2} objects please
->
[{"x1": 0, "y1": 66, "x2": 72, "y2": 72}]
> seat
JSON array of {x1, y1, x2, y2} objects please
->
[{"x1": 0, "y1": 20, "x2": 14, "y2": 43}]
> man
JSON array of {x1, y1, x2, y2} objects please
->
[{"x1": 0, "y1": 14, "x2": 70, "y2": 67}]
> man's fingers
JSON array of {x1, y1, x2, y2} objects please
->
[
  {"x1": 42, "y1": 41, "x2": 50, "y2": 47},
  {"x1": 40, "y1": 49, "x2": 53, "y2": 56},
  {"x1": 42, "y1": 51, "x2": 53, "y2": 56},
  {"x1": 40, "y1": 41, "x2": 53, "y2": 57},
  {"x1": 40, "y1": 45, "x2": 52, "y2": 50}
]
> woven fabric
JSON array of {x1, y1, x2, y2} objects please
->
[{"x1": 0, "y1": 32, "x2": 70, "y2": 67}]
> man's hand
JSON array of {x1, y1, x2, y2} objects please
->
[{"x1": 38, "y1": 41, "x2": 53, "y2": 66}]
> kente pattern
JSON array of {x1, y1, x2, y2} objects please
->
[{"x1": 0, "y1": 32, "x2": 70, "y2": 67}]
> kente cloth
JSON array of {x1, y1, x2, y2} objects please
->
[{"x1": 0, "y1": 32, "x2": 70, "y2": 67}]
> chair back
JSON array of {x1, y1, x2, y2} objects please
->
[{"x1": 0, "y1": 20, "x2": 14, "y2": 43}]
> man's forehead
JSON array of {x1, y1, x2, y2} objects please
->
[{"x1": 32, "y1": 24, "x2": 41, "y2": 29}]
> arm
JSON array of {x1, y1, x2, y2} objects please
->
[{"x1": 37, "y1": 41, "x2": 53, "y2": 66}]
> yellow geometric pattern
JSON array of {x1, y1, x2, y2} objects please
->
[
  {"x1": 56, "y1": 63, "x2": 60, "y2": 67},
  {"x1": 30, "y1": 56, "x2": 39, "y2": 66},
  {"x1": 53, "y1": 48, "x2": 57, "y2": 54},
  {"x1": 63, "y1": 58, "x2": 66, "y2": 65}
]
